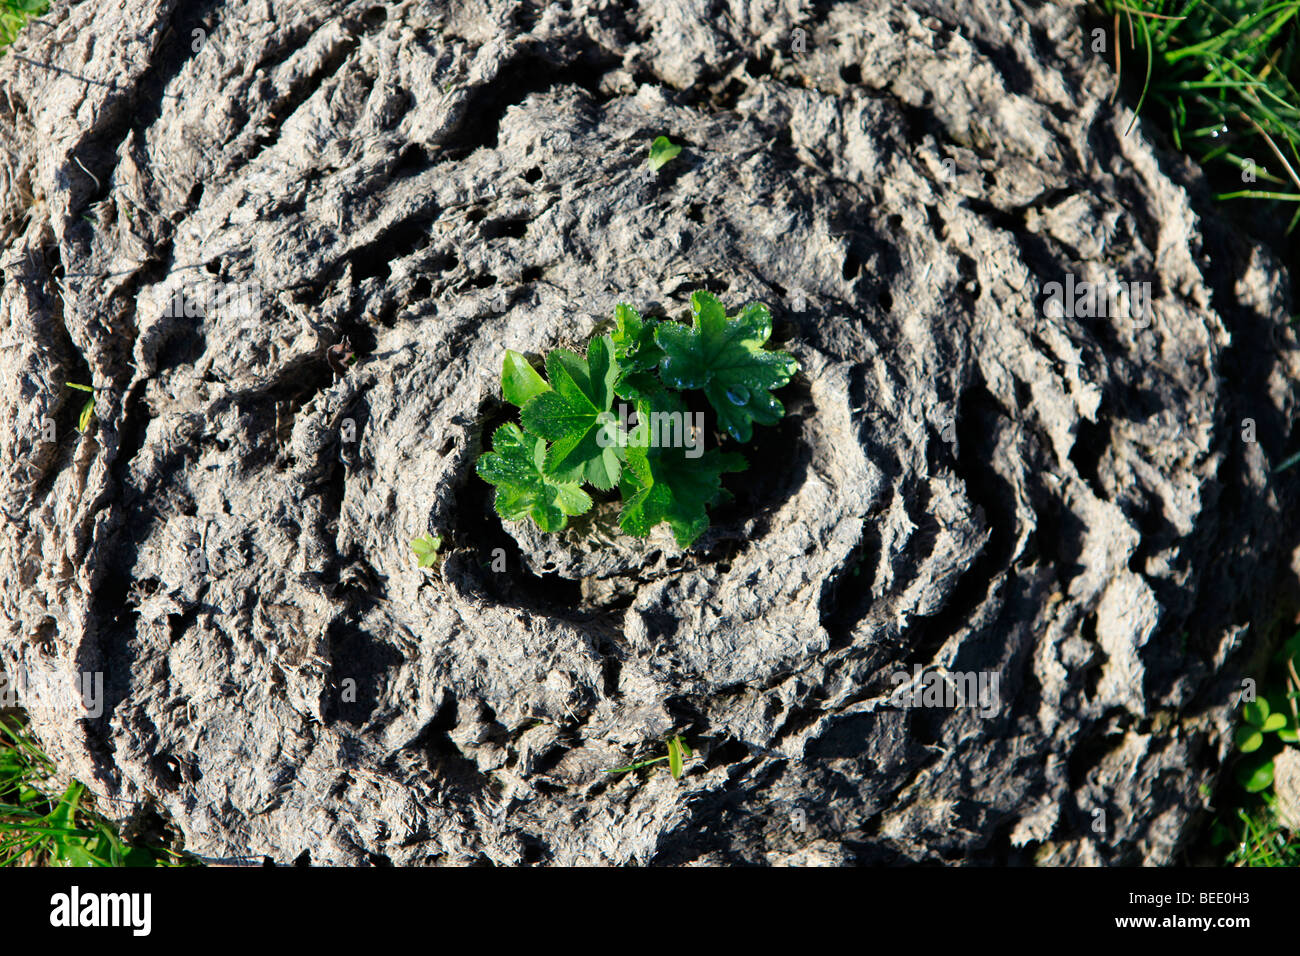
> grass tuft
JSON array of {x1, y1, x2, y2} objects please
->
[
  {"x1": 1094, "y1": 0, "x2": 1300, "y2": 236},
  {"x1": 1, "y1": 715, "x2": 188, "y2": 866}
]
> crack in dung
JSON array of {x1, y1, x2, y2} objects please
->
[
  {"x1": 236, "y1": 25, "x2": 363, "y2": 172},
  {"x1": 433, "y1": 42, "x2": 622, "y2": 159},
  {"x1": 43, "y1": 0, "x2": 208, "y2": 215}
]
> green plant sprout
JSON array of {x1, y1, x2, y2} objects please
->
[
  {"x1": 66, "y1": 382, "x2": 94, "y2": 432},
  {"x1": 1208, "y1": 627, "x2": 1300, "y2": 865},
  {"x1": 647, "y1": 135, "x2": 681, "y2": 171},
  {"x1": 605, "y1": 735, "x2": 692, "y2": 780},
  {"x1": 476, "y1": 292, "x2": 799, "y2": 546},
  {"x1": 410, "y1": 533, "x2": 443, "y2": 568},
  {"x1": 1233, "y1": 630, "x2": 1300, "y2": 794}
]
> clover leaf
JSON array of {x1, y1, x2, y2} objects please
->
[
  {"x1": 476, "y1": 423, "x2": 592, "y2": 532},
  {"x1": 655, "y1": 291, "x2": 799, "y2": 442},
  {"x1": 1236, "y1": 755, "x2": 1275, "y2": 793},
  {"x1": 1235, "y1": 725, "x2": 1264, "y2": 753},
  {"x1": 410, "y1": 534, "x2": 443, "y2": 568},
  {"x1": 1243, "y1": 699, "x2": 1270, "y2": 726}
]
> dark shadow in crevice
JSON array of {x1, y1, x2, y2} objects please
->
[
  {"x1": 903, "y1": 380, "x2": 1017, "y2": 668},
  {"x1": 323, "y1": 619, "x2": 405, "y2": 728},
  {"x1": 400, "y1": 694, "x2": 492, "y2": 801},
  {"x1": 706, "y1": 374, "x2": 813, "y2": 542},
  {"x1": 441, "y1": 44, "x2": 620, "y2": 157}
]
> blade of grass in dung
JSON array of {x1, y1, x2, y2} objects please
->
[
  {"x1": 0, "y1": 838, "x2": 42, "y2": 867},
  {"x1": 0, "y1": 821, "x2": 100, "y2": 837},
  {"x1": 1238, "y1": 109, "x2": 1300, "y2": 190},
  {"x1": 1113, "y1": 2, "x2": 1186, "y2": 19},
  {"x1": 1223, "y1": 152, "x2": 1288, "y2": 183},
  {"x1": 604, "y1": 755, "x2": 669, "y2": 774},
  {"x1": 1112, "y1": 11, "x2": 1124, "y2": 103},
  {"x1": 1124, "y1": 11, "x2": 1155, "y2": 136},
  {"x1": 1214, "y1": 188, "x2": 1300, "y2": 200},
  {"x1": 1273, "y1": 449, "x2": 1300, "y2": 472},
  {"x1": 1162, "y1": 79, "x2": 1267, "y2": 90}
]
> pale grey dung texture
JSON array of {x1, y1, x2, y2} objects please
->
[{"x1": 1, "y1": 0, "x2": 1298, "y2": 865}]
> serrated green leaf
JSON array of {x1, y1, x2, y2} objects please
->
[
  {"x1": 501, "y1": 350, "x2": 550, "y2": 407},
  {"x1": 619, "y1": 410, "x2": 747, "y2": 546},
  {"x1": 611, "y1": 304, "x2": 655, "y2": 363},
  {"x1": 611, "y1": 303, "x2": 665, "y2": 402},
  {"x1": 476, "y1": 423, "x2": 592, "y2": 532},
  {"x1": 551, "y1": 482, "x2": 592, "y2": 515},
  {"x1": 1236, "y1": 725, "x2": 1264, "y2": 753},
  {"x1": 1243, "y1": 699, "x2": 1270, "y2": 726},
  {"x1": 520, "y1": 336, "x2": 624, "y2": 489},
  {"x1": 655, "y1": 291, "x2": 798, "y2": 442},
  {"x1": 647, "y1": 135, "x2": 681, "y2": 171}
]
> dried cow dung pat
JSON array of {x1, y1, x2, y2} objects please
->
[{"x1": 3, "y1": 0, "x2": 1297, "y2": 867}]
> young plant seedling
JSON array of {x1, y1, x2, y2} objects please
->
[
  {"x1": 604, "y1": 735, "x2": 692, "y2": 781},
  {"x1": 476, "y1": 291, "x2": 798, "y2": 546},
  {"x1": 66, "y1": 382, "x2": 94, "y2": 432},
  {"x1": 1233, "y1": 630, "x2": 1300, "y2": 794},
  {"x1": 647, "y1": 135, "x2": 681, "y2": 172},
  {"x1": 410, "y1": 533, "x2": 443, "y2": 568}
]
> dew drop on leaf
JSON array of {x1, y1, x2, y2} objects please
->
[{"x1": 726, "y1": 385, "x2": 750, "y2": 405}]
